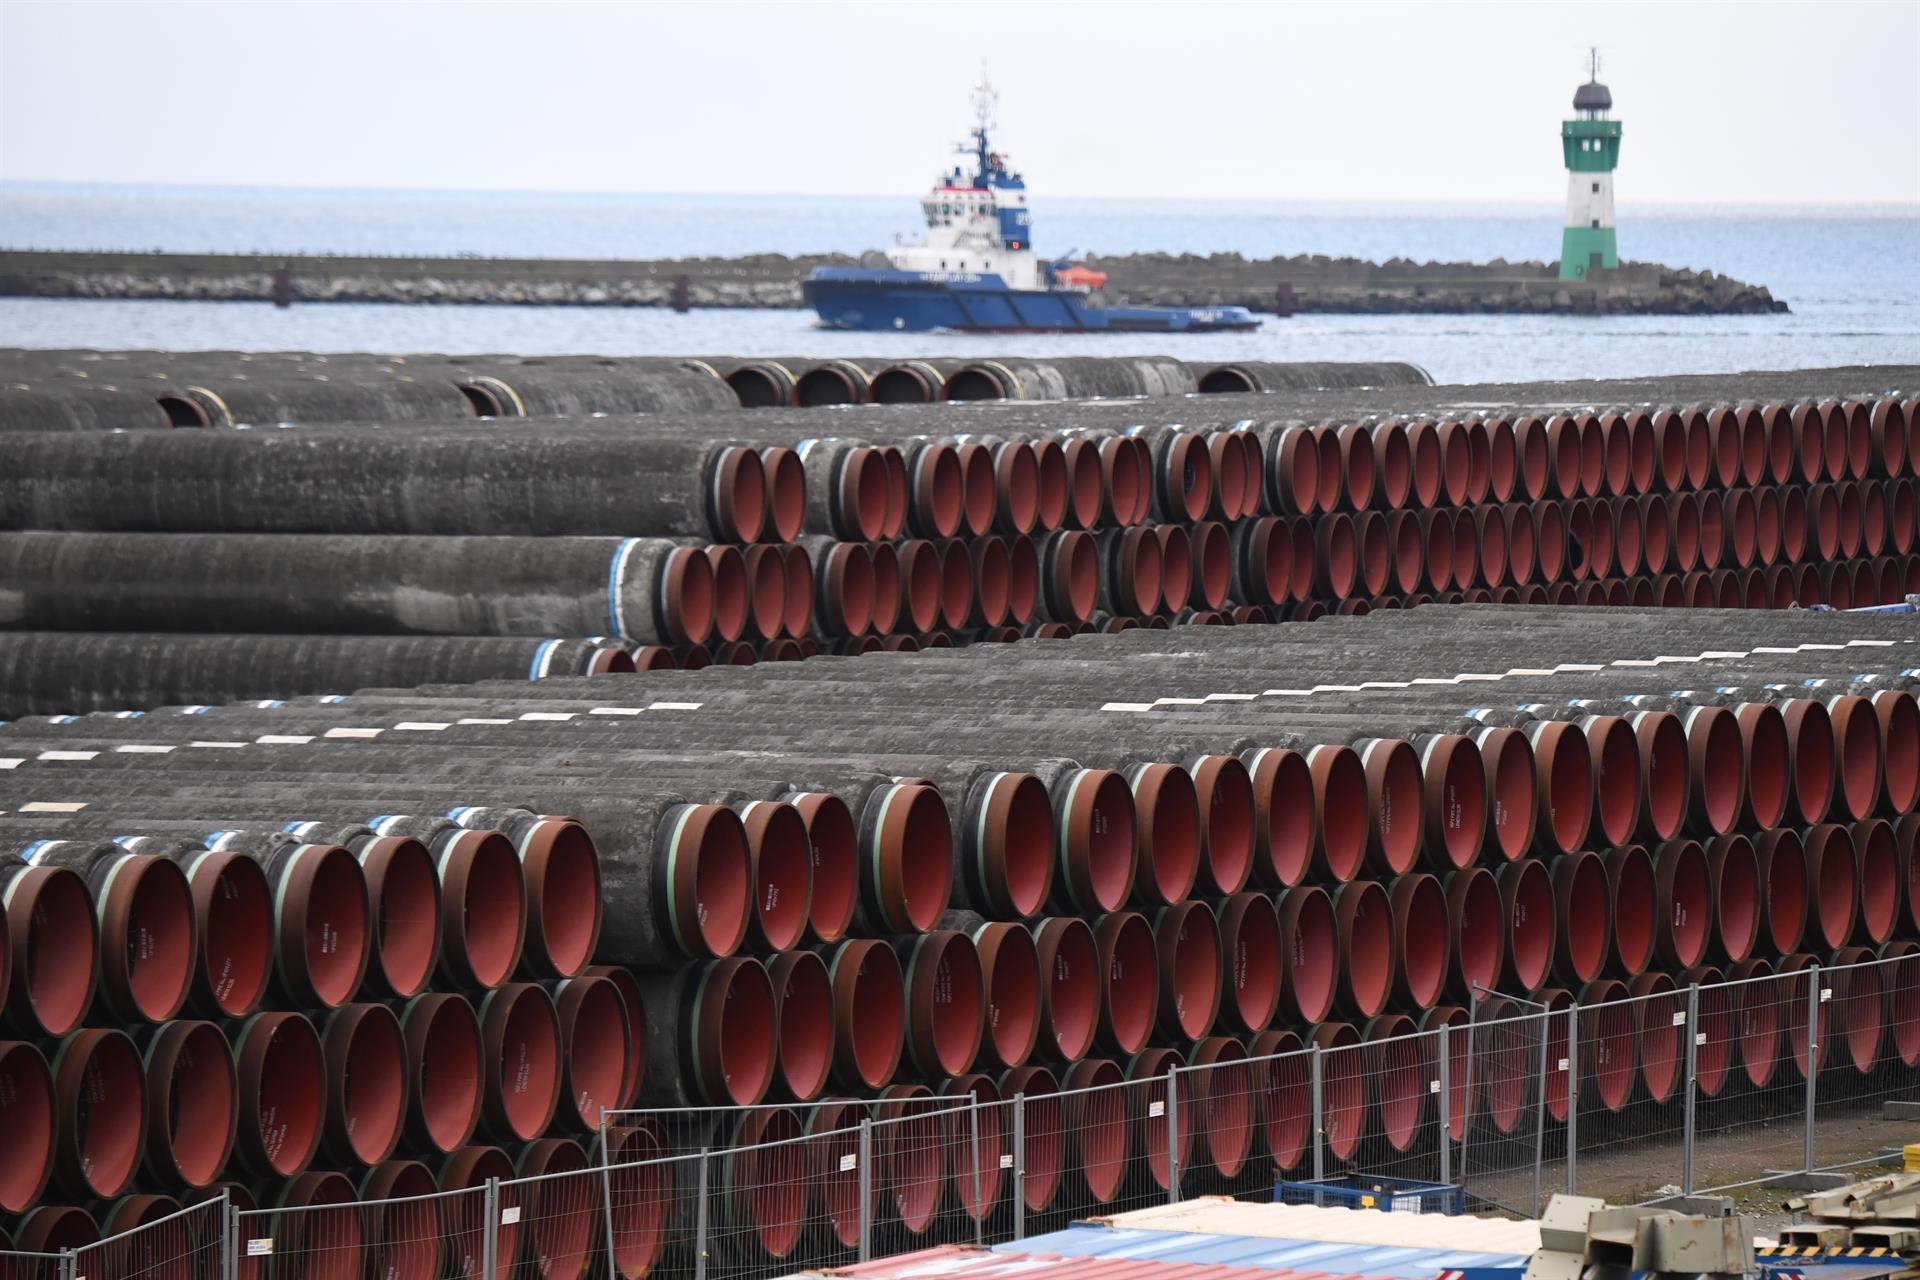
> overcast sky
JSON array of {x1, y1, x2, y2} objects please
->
[{"x1": 3, "y1": 0, "x2": 1916, "y2": 205}]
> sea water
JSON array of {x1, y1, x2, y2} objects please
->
[{"x1": 1, "y1": 183, "x2": 1914, "y2": 384}]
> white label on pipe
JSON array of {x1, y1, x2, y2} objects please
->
[
  {"x1": 246, "y1": 1240, "x2": 273, "y2": 1257},
  {"x1": 256, "y1": 735, "x2": 312, "y2": 745},
  {"x1": 998, "y1": 1154, "x2": 1013, "y2": 1169},
  {"x1": 1428, "y1": 1080, "x2": 1440, "y2": 1094},
  {"x1": 839, "y1": 1154, "x2": 857, "y2": 1172},
  {"x1": 500, "y1": 1207, "x2": 521, "y2": 1225},
  {"x1": 1148, "y1": 1101, "x2": 1165, "y2": 1117},
  {"x1": 1671, "y1": 1012, "x2": 1686, "y2": 1027},
  {"x1": 1558, "y1": 1058, "x2": 1570, "y2": 1072},
  {"x1": 1696, "y1": 1032, "x2": 1707, "y2": 1046},
  {"x1": 324, "y1": 727, "x2": 382, "y2": 739},
  {"x1": 37, "y1": 750, "x2": 96, "y2": 760},
  {"x1": 395, "y1": 722, "x2": 449, "y2": 731},
  {"x1": 1821, "y1": 988, "x2": 1833, "y2": 1002}
]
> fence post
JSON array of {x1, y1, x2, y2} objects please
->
[
  {"x1": 968, "y1": 1098, "x2": 984, "y2": 1246},
  {"x1": 1458, "y1": 995, "x2": 1479, "y2": 1190},
  {"x1": 1309, "y1": 1043, "x2": 1325, "y2": 1192},
  {"x1": 857, "y1": 1118, "x2": 874, "y2": 1262},
  {"x1": 58, "y1": 1248, "x2": 75, "y2": 1280},
  {"x1": 221, "y1": 1188, "x2": 236, "y2": 1280},
  {"x1": 1011, "y1": 1093, "x2": 1026, "y2": 1243},
  {"x1": 1565, "y1": 1001, "x2": 1580, "y2": 1195},
  {"x1": 1682, "y1": 983, "x2": 1700, "y2": 1196},
  {"x1": 1437, "y1": 1023, "x2": 1451, "y2": 1188},
  {"x1": 1165, "y1": 1065, "x2": 1182, "y2": 1204},
  {"x1": 481, "y1": 1179, "x2": 499, "y2": 1280},
  {"x1": 1804, "y1": 963, "x2": 1822, "y2": 1175},
  {"x1": 597, "y1": 1120, "x2": 619, "y2": 1276},
  {"x1": 695, "y1": 1148, "x2": 711, "y2": 1280},
  {"x1": 1531, "y1": 1005, "x2": 1549, "y2": 1215}
]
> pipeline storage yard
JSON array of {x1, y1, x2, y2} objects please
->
[{"x1": 2, "y1": 348, "x2": 1920, "y2": 1280}]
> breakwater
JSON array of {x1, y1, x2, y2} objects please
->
[{"x1": 0, "y1": 248, "x2": 1787, "y2": 315}]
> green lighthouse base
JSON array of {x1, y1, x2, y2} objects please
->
[{"x1": 1560, "y1": 226, "x2": 1619, "y2": 280}]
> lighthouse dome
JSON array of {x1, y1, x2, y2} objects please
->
[{"x1": 1573, "y1": 79, "x2": 1612, "y2": 112}]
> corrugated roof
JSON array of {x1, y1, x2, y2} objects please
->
[
  {"x1": 1002, "y1": 1223, "x2": 1525, "y2": 1277},
  {"x1": 818, "y1": 1243, "x2": 1414, "y2": 1280},
  {"x1": 1090, "y1": 1198, "x2": 1542, "y2": 1256}
]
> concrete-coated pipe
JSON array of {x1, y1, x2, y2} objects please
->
[
  {"x1": 0, "y1": 1040, "x2": 53, "y2": 1213},
  {"x1": 1217, "y1": 891, "x2": 1282, "y2": 1033},
  {"x1": 1498, "y1": 858, "x2": 1555, "y2": 994},
  {"x1": 1445, "y1": 866, "x2": 1503, "y2": 1001},
  {"x1": 230, "y1": 1011, "x2": 323, "y2": 1180},
  {"x1": 1095, "y1": 910, "x2": 1159, "y2": 1056},
  {"x1": 399, "y1": 992, "x2": 483, "y2": 1156},
  {"x1": 766, "y1": 949, "x2": 833, "y2": 1102},
  {"x1": 1245, "y1": 1027, "x2": 1308, "y2": 1172},
  {"x1": 895, "y1": 929, "x2": 985, "y2": 1078},
  {"x1": 822, "y1": 939, "x2": 903, "y2": 1090},
  {"x1": 1030, "y1": 916, "x2": 1098, "y2": 1062},
  {"x1": 0, "y1": 859, "x2": 97, "y2": 1037}
]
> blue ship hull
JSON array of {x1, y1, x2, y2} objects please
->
[{"x1": 803, "y1": 267, "x2": 1258, "y2": 334}]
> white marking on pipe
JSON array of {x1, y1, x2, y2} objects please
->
[
  {"x1": 0, "y1": 759, "x2": 21, "y2": 769},
  {"x1": 324, "y1": 728, "x2": 382, "y2": 739},
  {"x1": 590, "y1": 707, "x2": 646, "y2": 716},
  {"x1": 115, "y1": 744, "x2": 174, "y2": 753},
  {"x1": 649, "y1": 701, "x2": 703, "y2": 710},
  {"x1": 1102, "y1": 702, "x2": 1154, "y2": 712},
  {"x1": 37, "y1": 750, "x2": 97, "y2": 761},
  {"x1": 256, "y1": 735, "x2": 313, "y2": 745},
  {"x1": 520, "y1": 712, "x2": 575, "y2": 721},
  {"x1": 22, "y1": 801, "x2": 85, "y2": 812},
  {"x1": 394, "y1": 722, "x2": 449, "y2": 731},
  {"x1": 457, "y1": 718, "x2": 512, "y2": 725},
  {"x1": 190, "y1": 740, "x2": 247, "y2": 748}
]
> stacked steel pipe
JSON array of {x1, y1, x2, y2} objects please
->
[
  {"x1": 0, "y1": 356, "x2": 1912, "y2": 714},
  {"x1": 5, "y1": 603, "x2": 1920, "y2": 1264}
]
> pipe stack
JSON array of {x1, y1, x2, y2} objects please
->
[
  {"x1": 0, "y1": 357, "x2": 1912, "y2": 713},
  {"x1": 4, "y1": 602, "x2": 1920, "y2": 1263},
  {"x1": 0, "y1": 349, "x2": 1430, "y2": 422}
]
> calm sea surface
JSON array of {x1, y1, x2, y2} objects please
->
[{"x1": 2, "y1": 184, "x2": 1915, "y2": 384}]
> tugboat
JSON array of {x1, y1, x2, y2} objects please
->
[{"x1": 804, "y1": 75, "x2": 1258, "y2": 334}]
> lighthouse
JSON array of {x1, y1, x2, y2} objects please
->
[{"x1": 1560, "y1": 52, "x2": 1621, "y2": 281}]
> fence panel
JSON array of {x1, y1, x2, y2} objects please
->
[
  {"x1": 239, "y1": 1184, "x2": 477, "y2": 1280},
  {"x1": 1812, "y1": 951, "x2": 1919, "y2": 1175},
  {"x1": 1687, "y1": 964, "x2": 1822, "y2": 1195},
  {"x1": 67, "y1": 1199, "x2": 226, "y2": 1280},
  {"x1": 1456, "y1": 1005, "x2": 1548, "y2": 1216}
]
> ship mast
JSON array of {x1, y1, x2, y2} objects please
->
[{"x1": 968, "y1": 64, "x2": 997, "y2": 184}]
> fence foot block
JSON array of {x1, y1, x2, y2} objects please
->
[
  {"x1": 1766, "y1": 1171, "x2": 1854, "y2": 1191},
  {"x1": 1880, "y1": 1100, "x2": 1920, "y2": 1121}
]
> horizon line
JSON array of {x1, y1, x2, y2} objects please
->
[{"x1": 2, "y1": 177, "x2": 1917, "y2": 214}]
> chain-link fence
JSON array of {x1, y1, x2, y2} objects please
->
[{"x1": 13, "y1": 952, "x2": 1920, "y2": 1280}]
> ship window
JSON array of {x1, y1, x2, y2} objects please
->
[
  {"x1": 1590, "y1": 218, "x2": 1600, "y2": 229},
  {"x1": 1591, "y1": 182, "x2": 1600, "y2": 192}
]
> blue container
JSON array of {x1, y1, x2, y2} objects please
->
[{"x1": 1274, "y1": 1173, "x2": 1464, "y2": 1215}]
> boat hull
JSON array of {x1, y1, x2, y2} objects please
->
[{"x1": 803, "y1": 268, "x2": 1258, "y2": 334}]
